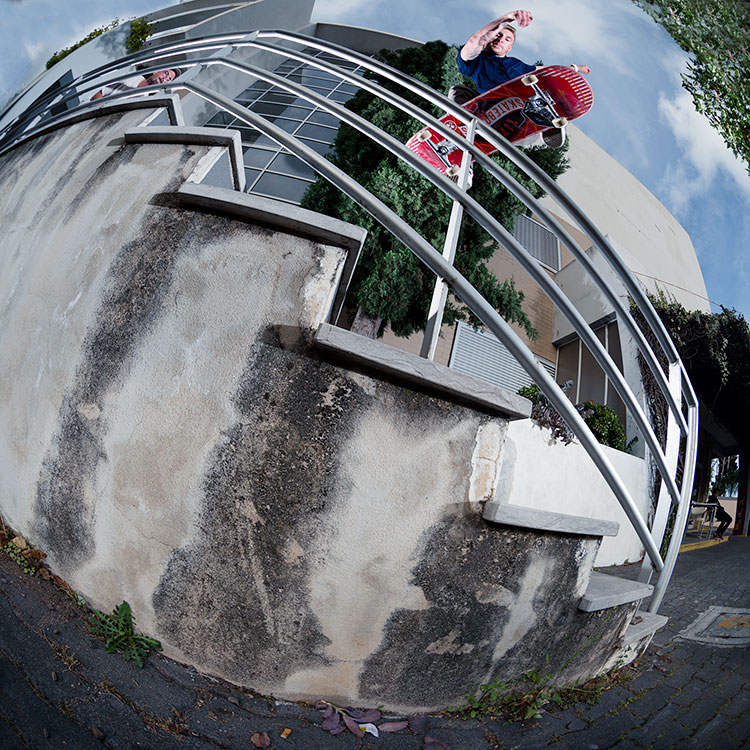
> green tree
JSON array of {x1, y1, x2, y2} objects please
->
[
  {"x1": 301, "y1": 41, "x2": 570, "y2": 339},
  {"x1": 126, "y1": 17, "x2": 154, "y2": 54},
  {"x1": 712, "y1": 455, "x2": 739, "y2": 496},
  {"x1": 633, "y1": 0, "x2": 750, "y2": 173}
]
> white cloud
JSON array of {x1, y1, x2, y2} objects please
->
[
  {"x1": 655, "y1": 45, "x2": 690, "y2": 80},
  {"x1": 474, "y1": 0, "x2": 635, "y2": 73},
  {"x1": 658, "y1": 89, "x2": 750, "y2": 212}
]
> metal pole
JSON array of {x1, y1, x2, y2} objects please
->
[
  {"x1": 421, "y1": 119, "x2": 476, "y2": 360},
  {"x1": 649, "y1": 400, "x2": 699, "y2": 612},
  {"x1": 639, "y1": 361, "x2": 682, "y2": 584}
]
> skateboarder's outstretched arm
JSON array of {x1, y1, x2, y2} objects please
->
[
  {"x1": 459, "y1": 10, "x2": 591, "y2": 75},
  {"x1": 460, "y1": 9, "x2": 533, "y2": 60}
]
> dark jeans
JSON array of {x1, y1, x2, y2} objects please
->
[{"x1": 448, "y1": 84, "x2": 478, "y2": 106}]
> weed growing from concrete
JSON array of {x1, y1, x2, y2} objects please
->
[
  {"x1": 52, "y1": 644, "x2": 80, "y2": 669},
  {"x1": 0, "y1": 515, "x2": 87, "y2": 602},
  {"x1": 3, "y1": 540, "x2": 40, "y2": 575},
  {"x1": 456, "y1": 669, "x2": 560, "y2": 721},
  {"x1": 455, "y1": 663, "x2": 639, "y2": 723},
  {"x1": 88, "y1": 601, "x2": 162, "y2": 668}
]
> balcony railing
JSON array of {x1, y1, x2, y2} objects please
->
[{"x1": 0, "y1": 29, "x2": 699, "y2": 613}]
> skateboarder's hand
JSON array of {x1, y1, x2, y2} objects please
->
[{"x1": 511, "y1": 9, "x2": 533, "y2": 27}]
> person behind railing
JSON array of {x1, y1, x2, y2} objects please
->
[
  {"x1": 90, "y1": 67, "x2": 183, "y2": 100},
  {"x1": 453, "y1": 9, "x2": 591, "y2": 148},
  {"x1": 706, "y1": 491, "x2": 732, "y2": 539}
]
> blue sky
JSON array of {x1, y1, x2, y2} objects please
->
[{"x1": 2, "y1": 0, "x2": 748, "y2": 321}]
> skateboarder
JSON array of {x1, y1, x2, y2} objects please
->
[{"x1": 454, "y1": 10, "x2": 591, "y2": 147}]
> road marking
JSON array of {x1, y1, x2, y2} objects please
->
[
  {"x1": 717, "y1": 616, "x2": 750, "y2": 629},
  {"x1": 678, "y1": 607, "x2": 750, "y2": 646}
]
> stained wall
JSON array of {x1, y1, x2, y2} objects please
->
[{"x1": 0, "y1": 111, "x2": 635, "y2": 711}]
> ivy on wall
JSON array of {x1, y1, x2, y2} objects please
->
[
  {"x1": 642, "y1": 290, "x2": 750, "y2": 454},
  {"x1": 46, "y1": 20, "x2": 121, "y2": 69}
]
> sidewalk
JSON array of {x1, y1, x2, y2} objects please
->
[{"x1": 1, "y1": 537, "x2": 748, "y2": 749}]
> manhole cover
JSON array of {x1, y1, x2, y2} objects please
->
[{"x1": 678, "y1": 606, "x2": 750, "y2": 646}]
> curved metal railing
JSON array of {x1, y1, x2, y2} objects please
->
[{"x1": 0, "y1": 30, "x2": 698, "y2": 612}]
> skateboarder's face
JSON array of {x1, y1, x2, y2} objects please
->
[
  {"x1": 489, "y1": 28, "x2": 515, "y2": 57},
  {"x1": 145, "y1": 69, "x2": 176, "y2": 85}
]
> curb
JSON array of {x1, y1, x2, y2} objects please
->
[{"x1": 679, "y1": 537, "x2": 727, "y2": 552}]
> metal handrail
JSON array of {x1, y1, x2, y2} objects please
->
[
  {"x1": 1, "y1": 30, "x2": 690, "y2": 439},
  {"x1": 0, "y1": 45, "x2": 687, "y2": 460},
  {"x1": 0, "y1": 31, "x2": 701, "y2": 591},
  {"x1": 184, "y1": 76, "x2": 665, "y2": 568},
  {"x1": 258, "y1": 31, "x2": 692, "y2": 418}
]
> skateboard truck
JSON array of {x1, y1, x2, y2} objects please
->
[
  {"x1": 416, "y1": 129, "x2": 463, "y2": 172},
  {"x1": 520, "y1": 74, "x2": 568, "y2": 129}
]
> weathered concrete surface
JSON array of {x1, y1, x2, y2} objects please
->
[
  {"x1": 314, "y1": 322, "x2": 532, "y2": 419},
  {"x1": 0, "y1": 113, "x2": 637, "y2": 712}
]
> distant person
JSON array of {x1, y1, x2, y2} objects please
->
[
  {"x1": 453, "y1": 10, "x2": 590, "y2": 147},
  {"x1": 707, "y1": 491, "x2": 732, "y2": 539},
  {"x1": 91, "y1": 68, "x2": 182, "y2": 100}
]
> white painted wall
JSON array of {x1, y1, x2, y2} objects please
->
[
  {"x1": 497, "y1": 419, "x2": 650, "y2": 566},
  {"x1": 542, "y1": 126, "x2": 709, "y2": 314}
]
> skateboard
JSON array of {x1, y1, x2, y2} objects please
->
[{"x1": 407, "y1": 65, "x2": 594, "y2": 180}]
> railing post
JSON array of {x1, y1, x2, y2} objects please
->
[
  {"x1": 420, "y1": 119, "x2": 476, "y2": 360},
  {"x1": 649, "y1": 399, "x2": 698, "y2": 612},
  {"x1": 639, "y1": 361, "x2": 682, "y2": 584}
]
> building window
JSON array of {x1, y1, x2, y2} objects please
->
[
  {"x1": 555, "y1": 319, "x2": 625, "y2": 424},
  {"x1": 449, "y1": 321, "x2": 556, "y2": 393},
  {"x1": 205, "y1": 49, "x2": 363, "y2": 204},
  {"x1": 513, "y1": 214, "x2": 561, "y2": 271}
]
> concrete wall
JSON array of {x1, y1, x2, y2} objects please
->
[
  {"x1": 0, "y1": 110, "x2": 639, "y2": 711},
  {"x1": 498, "y1": 421, "x2": 649, "y2": 566},
  {"x1": 309, "y1": 22, "x2": 423, "y2": 54}
]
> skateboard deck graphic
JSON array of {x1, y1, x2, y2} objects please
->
[{"x1": 407, "y1": 65, "x2": 594, "y2": 180}]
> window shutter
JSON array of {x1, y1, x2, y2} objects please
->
[
  {"x1": 449, "y1": 321, "x2": 555, "y2": 392},
  {"x1": 513, "y1": 215, "x2": 561, "y2": 271}
]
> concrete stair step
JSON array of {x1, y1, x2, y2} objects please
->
[
  {"x1": 483, "y1": 502, "x2": 619, "y2": 537},
  {"x1": 623, "y1": 610, "x2": 668, "y2": 645},
  {"x1": 579, "y1": 572, "x2": 653, "y2": 612}
]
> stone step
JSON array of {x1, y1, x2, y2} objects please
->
[
  {"x1": 623, "y1": 610, "x2": 668, "y2": 645},
  {"x1": 314, "y1": 324, "x2": 531, "y2": 420},
  {"x1": 579, "y1": 572, "x2": 653, "y2": 612},
  {"x1": 483, "y1": 502, "x2": 619, "y2": 537}
]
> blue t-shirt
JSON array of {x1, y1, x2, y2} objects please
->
[{"x1": 456, "y1": 49, "x2": 536, "y2": 93}]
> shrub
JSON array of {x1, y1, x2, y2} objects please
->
[
  {"x1": 88, "y1": 601, "x2": 162, "y2": 667},
  {"x1": 300, "y1": 41, "x2": 570, "y2": 340},
  {"x1": 519, "y1": 383, "x2": 631, "y2": 451},
  {"x1": 579, "y1": 400, "x2": 626, "y2": 451},
  {"x1": 126, "y1": 17, "x2": 154, "y2": 54}
]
